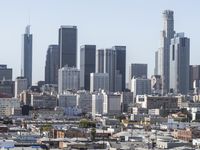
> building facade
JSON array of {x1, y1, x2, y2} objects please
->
[
  {"x1": 155, "y1": 10, "x2": 175, "y2": 94},
  {"x1": 58, "y1": 66, "x2": 80, "y2": 93},
  {"x1": 45, "y1": 45, "x2": 59, "y2": 84},
  {"x1": 129, "y1": 63, "x2": 147, "y2": 89},
  {"x1": 21, "y1": 25, "x2": 32, "y2": 87},
  {"x1": 15, "y1": 77, "x2": 27, "y2": 98},
  {"x1": 90, "y1": 73, "x2": 109, "y2": 92},
  {"x1": 59, "y1": 26, "x2": 77, "y2": 68},
  {"x1": 80, "y1": 45, "x2": 96, "y2": 90},
  {"x1": 169, "y1": 33, "x2": 190, "y2": 94},
  {"x1": 0, "y1": 65, "x2": 12, "y2": 81}
]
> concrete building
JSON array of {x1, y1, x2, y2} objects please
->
[
  {"x1": 155, "y1": 10, "x2": 175, "y2": 94},
  {"x1": 103, "y1": 93, "x2": 121, "y2": 115},
  {"x1": 59, "y1": 26, "x2": 77, "y2": 68},
  {"x1": 90, "y1": 73, "x2": 109, "y2": 92},
  {"x1": 121, "y1": 92, "x2": 133, "y2": 112},
  {"x1": 45, "y1": 45, "x2": 59, "y2": 84},
  {"x1": 169, "y1": 33, "x2": 190, "y2": 94},
  {"x1": 136, "y1": 95, "x2": 178, "y2": 110},
  {"x1": 80, "y1": 45, "x2": 96, "y2": 90},
  {"x1": 58, "y1": 66, "x2": 80, "y2": 93},
  {"x1": 113, "y1": 46, "x2": 126, "y2": 91},
  {"x1": 21, "y1": 25, "x2": 32, "y2": 87},
  {"x1": 92, "y1": 93, "x2": 104, "y2": 117},
  {"x1": 0, "y1": 80, "x2": 14, "y2": 98},
  {"x1": 31, "y1": 93, "x2": 57, "y2": 109},
  {"x1": 0, "y1": 98, "x2": 20, "y2": 116},
  {"x1": 15, "y1": 77, "x2": 27, "y2": 98},
  {"x1": 76, "y1": 91, "x2": 92, "y2": 113},
  {"x1": 129, "y1": 64, "x2": 147, "y2": 89},
  {"x1": 58, "y1": 94, "x2": 76, "y2": 110},
  {"x1": 0, "y1": 65, "x2": 12, "y2": 81},
  {"x1": 131, "y1": 78, "x2": 151, "y2": 98}
]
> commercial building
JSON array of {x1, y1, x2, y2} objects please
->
[
  {"x1": 129, "y1": 63, "x2": 147, "y2": 89},
  {"x1": 131, "y1": 78, "x2": 151, "y2": 98},
  {"x1": 58, "y1": 66, "x2": 80, "y2": 93},
  {"x1": 45, "y1": 45, "x2": 59, "y2": 84},
  {"x1": 80, "y1": 45, "x2": 96, "y2": 90},
  {"x1": 21, "y1": 25, "x2": 32, "y2": 87},
  {"x1": 155, "y1": 10, "x2": 175, "y2": 94},
  {"x1": 0, "y1": 65, "x2": 12, "y2": 81},
  {"x1": 169, "y1": 33, "x2": 190, "y2": 94},
  {"x1": 15, "y1": 77, "x2": 27, "y2": 98},
  {"x1": 59, "y1": 26, "x2": 77, "y2": 68},
  {"x1": 90, "y1": 73, "x2": 109, "y2": 92}
]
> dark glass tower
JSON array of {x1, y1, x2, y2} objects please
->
[
  {"x1": 113, "y1": 46, "x2": 126, "y2": 91},
  {"x1": 80, "y1": 45, "x2": 96, "y2": 90},
  {"x1": 45, "y1": 45, "x2": 59, "y2": 84},
  {"x1": 59, "y1": 26, "x2": 77, "y2": 68},
  {"x1": 21, "y1": 25, "x2": 32, "y2": 87}
]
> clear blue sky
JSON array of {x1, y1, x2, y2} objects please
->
[{"x1": 0, "y1": 0, "x2": 200, "y2": 84}]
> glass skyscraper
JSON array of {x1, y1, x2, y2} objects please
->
[
  {"x1": 59, "y1": 26, "x2": 77, "y2": 68},
  {"x1": 21, "y1": 25, "x2": 32, "y2": 87}
]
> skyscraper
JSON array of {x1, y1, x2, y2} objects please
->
[
  {"x1": 155, "y1": 10, "x2": 175, "y2": 94},
  {"x1": 80, "y1": 45, "x2": 96, "y2": 90},
  {"x1": 21, "y1": 25, "x2": 32, "y2": 87},
  {"x1": 169, "y1": 33, "x2": 190, "y2": 94},
  {"x1": 129, "y1": 63, "x2": 147, "y2": 89},
  {"x1": 96, "y1": 49, "x2": 104, "y2": 73},
  {"x1": 113, "y1": 46, "x2": 126, "y2": 91},
  {"x1": 15, "y1": 77, "x2": 27, "y2": 98},
  {"x1": 104, "y1": 49, "x2": 116, "y2": 92},
  {"x1": 59, "y1": 26, "x2": 77, "y2": 68},
  {"x1": 45, "y1": 45, "x2": 59, "y2": 84}
]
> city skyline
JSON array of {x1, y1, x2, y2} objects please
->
[{"x1": 0, "y1": 0, "x2": 200, "y2": 84}]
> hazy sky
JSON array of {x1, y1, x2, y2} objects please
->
[{"x1": 0, "y1": 0, "x2": 200, "y2": 84}]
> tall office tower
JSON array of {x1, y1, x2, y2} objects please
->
[
  {"x1": 45, "y1": 45, "x2": 59, "y2": 84},
  {"x1": 169, "y1": 33, "x2": 190, "y2": 94},
  {"x1": 0, "y1": 65, "x2": 12, "y2": 81},
  {"x1": 58, "y1": 66, "x2": 80, "y2": 93},
  {"x1": 129, "y1": 63, "x2": 147, "y2": 89},
  {"x1": 113, "y1": 46, "x2": 126, "y2": 91},
  {"x1": 59, "y1": 26, "x2": 77, "y2": 68},
  {"x1": 80, "y1": 45, "x2": 96, "y2": 90},
  {"x1": 104, "y1": 49, "x2": 116, "y2": 92},
  {"x1": 155, "y1": 10, "x2": 175, "y2": 95},
  {"x1": 90, "y1": 73, "x2": 109, "y2": 92},
  {"x1": 15, "y1": 77, "x2": 27, "y2": 98},
  {"x1": 96, "y1": 49, "x2": 104, "y2": 73},
  {"x1": 189, "y1": 65, "x2": 200, "y2": 90},
  {"x1": 21, "y1": 25, "x2": 32, "y2": 87},
  {"x1": 131, "y1": 77, "x2": 151, "y2": 98}
]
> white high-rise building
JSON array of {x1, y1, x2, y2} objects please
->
[
  {"x1": 15, "y1": 77, "x2": 28, "y2": 98},
  {"x1": 131, "y1": 78, "x2": 151, "y2": 98},
  {"x1": 92, "y1": 93, "x2": 104, "y2": 117},
  {"x1": 58, "y1": 66, "x2": 80, "y2": 93},
  {"x1": 169, "y1": 33, "x2": 190, "y2": 94},
  {"x1": 90, "y1": 73, "x2": 109, "y2": 92}
]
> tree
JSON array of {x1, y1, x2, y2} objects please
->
[{"x1": 91, "y1": 128, "x2": 96, "y2": 141}]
